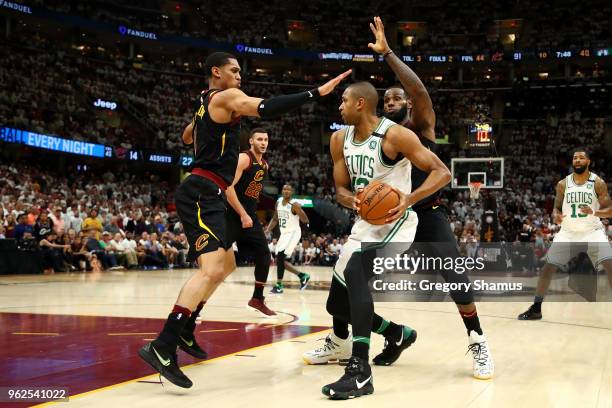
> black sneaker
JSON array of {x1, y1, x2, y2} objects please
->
[
  {"x1": 270, "y1": 282, "x2": 284, "y2": 294},
  {"x1": 322, "y1": 356, "x2": 373, "y2": 400},
  {"x1": 517, "y1": 304, "x2": 542, "y2": 320},
  {"x1": 138, "y1": 341, "x2": 193, "y2": 388},
  {"x1": 373, "y1": 326, "x2": 417, "y2": 366},
  {"x1": 178, "y1": 332, "x2": 208, "y2": 359},
  {"x1": 299, "y1": 273, "x2": 311, "y2": 290}
]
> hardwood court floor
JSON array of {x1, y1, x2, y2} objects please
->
[{"x1": 0, "y1": 266, "x2": 610, "y2": 408}]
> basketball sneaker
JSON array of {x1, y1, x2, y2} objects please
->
[
  {"x1": 178, "y1": 331, "x2": 208, "y2": 359},
  {"x1": 322, "y1": 356, "x2": 374, "y2": 400},
  {"x1": 517, "y1": 304, "x2": 542, "y2": 320},
  {"x1": 138, "y1": 341, "x2": 193, "y2": 388},
  {"x1": 303, "y1": 333, "x2": 351, "y2": 365},
  {"x1": 299, "y1": 273, "x2": 311, "y2": 290},
  {"x1": 247, "y1": 297, "x2": 277, "y2": 317},
  {"x1": 372, "y1": 326, "x2": 417, "y2": 366},
  {"x1": 270, "y1": 282, "x2": 283, "y2": 294},
  {"x1": 467, "y1": 331, "x2": 494, "y2": 379}
]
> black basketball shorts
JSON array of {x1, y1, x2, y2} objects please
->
[{"x1": 175, "y1": 175, "x2": 231, "y2": 261}]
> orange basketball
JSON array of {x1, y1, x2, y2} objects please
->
[{"x1": 357, "y1": 181, "x2": 400, "y2": 225}]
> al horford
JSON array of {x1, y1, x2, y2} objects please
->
[{"x1": 372, "y1": 279, "x2": 523, "y2": 292}]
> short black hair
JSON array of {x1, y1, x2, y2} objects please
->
[
  {"x1": 347, "y1": 81, "x2": 379, "y2": 112},
  {"x1": 249, "y1": 128, "x2": 268, "y2": 138},
  {"x1": 205, "y1": 52, "x2": 237, "y2": 77},
  {"x1": 572, "y1": 147, "x2": 590, "y2": 159}
]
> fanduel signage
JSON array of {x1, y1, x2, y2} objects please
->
[
  {"x1": 118, "y1": 26, "x2": 158, "y2": 40},
  {"x1": 235, "y1": 44, "x2": 273, "y2": 55},
  {"x1": 0, "y1": 127, "x2": 107, "y2": 158},
  {"x1": 0, "y1": 0, "x2": 32, "y2": 14}
]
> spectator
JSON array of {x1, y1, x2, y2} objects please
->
[{"x1": 82, "y1": 209, "x2": 103, "y2": 239}]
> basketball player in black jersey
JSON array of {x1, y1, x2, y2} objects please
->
[
  {"x1": 226, "y1": 127, "x2": 276, "y2": 317},
  {"x1": 138, "y1": 51, "x2": 351, "y2": 388},
  {"x1": 370, "y1": 16, "x2": 493, "y2": 378}
]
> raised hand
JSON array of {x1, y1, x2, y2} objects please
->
[
  {"x1": 367, "y1": 16, "x2": 391, "y2": 55},
  {"x1": 317, "y1": 69, "x2": 352, "y2": 96}
]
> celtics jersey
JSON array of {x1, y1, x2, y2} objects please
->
[
  {"x1": 561, "y1": 172, "x2": 602, "y2": 232},
  {"x1": 343, "y1": 117, "x2": 412, "y2": 195},
  {"x1": 276, "y1": 198, "x2": 300, "y2": 233}
]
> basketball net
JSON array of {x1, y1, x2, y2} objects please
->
[{"x1": 469, "y1": 182, "x2": 482, "y2": 200}]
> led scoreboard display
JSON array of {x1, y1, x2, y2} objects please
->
[{"x1": 468, "y1": 123, "x2": 493, "y2": 150}]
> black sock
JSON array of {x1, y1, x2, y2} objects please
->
[
  {"x1": 253, "y1": 282, "x2": 265, "y2": 299},
  {"x1": 372, "y1": 315, "x2": 403, "y2": 342},
  {"x1": 276, "y1": 252, "x2": 286, "y2": 281},
  {"x1": 352, "y1": 338, "x2": 370, "y2": 361},
  {"x1": 156, "y1": 304, "x2": 191, "y2": 351},
  {"x1": 459, "y1": 308, "x2": 483, "y2": 336},
  {"x1": 182, "y1": 302, "x2": 205, "y2": 335},
  {"x1": 333, "y1": 317, "x2": 350, "y2": 340},
  {"x1": 253, "y1": 252, "x2": 270, "y2": 299},
  {"x1": 532, "y1": 295, "x2": 544, "y2": 313}
]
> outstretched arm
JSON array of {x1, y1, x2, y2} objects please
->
[
  {"x1": 368, "y1": 16, "x2": 435, "y2": 140},
  {"x1": 208, "y1": 69, "x2": 352, "y2": 123}
]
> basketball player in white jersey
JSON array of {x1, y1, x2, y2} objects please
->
[
  {"x1": 265, "y1": 184, "x2": 311, "y2": 293},
  {"x1": 321, "y1": 82, "x2": 451, "y2": 399},
  {"x1": 518, "y1": 148, "x2": 612, "y2": 320}
]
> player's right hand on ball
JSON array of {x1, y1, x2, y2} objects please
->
[
  {"x1": 352, "y1": 189, "x2": 363, "y2": 212},
  {"x1": 241, "y1": 214, "x2": 253, "y2": 229},
  {"x1": 317, "y1": 69, "x2": 352, "y2": 96}
]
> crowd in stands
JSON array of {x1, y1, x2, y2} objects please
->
[{"x1": 31, "y1": 0, "x2": 612, "y2": 55}]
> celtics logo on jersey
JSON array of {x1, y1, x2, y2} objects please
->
[{"x1": 369, "y1": 140, "x2": 377, "y2": 150}]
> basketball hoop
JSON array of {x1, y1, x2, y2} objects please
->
[{"x1": 469, "y1": 182, "x2": 482, "y2": 200}]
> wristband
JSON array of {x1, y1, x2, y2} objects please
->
[{"x1": 382, "y1": 49, "x2": 393, "y2": 58}]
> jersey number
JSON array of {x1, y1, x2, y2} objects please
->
[
  {"x1": 570, "y1": 203, "x2": 588, "y2": 218},
  {"x1": 279, "y1": 219, "x2": 287, "y2": 228},
  {"x1": 245, "y1": 181, "x2": 263, "y2": 200}
]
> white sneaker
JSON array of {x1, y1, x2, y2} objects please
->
[
  {"x1": 303, "y1": 333, "x2": 351, "y2": 365},
  {"x1": 467, "y1": 331, "x2": 494, "y2": 379}
]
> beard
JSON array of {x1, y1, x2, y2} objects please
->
[
  {"x1": 573, "y1": 165, "x2": 587, "y2": 174},
  {"x1": 383, "y1": 105, "x2": 408, "y2": 123}
]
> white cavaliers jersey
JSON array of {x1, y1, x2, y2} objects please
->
[
  {"x1": 343, "y1": 117, "x2": 412, "y2": 195},
  {"x1": 276, "y1": 198, "x2": 300, "y2": 233},
  {"x1": 561, "y1": 172, "x2": 603, "y2": 233}
]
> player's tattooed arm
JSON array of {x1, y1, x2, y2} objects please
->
[
  {"x1": 552, "y1": 179, "x2": 566, "y2": 224},
  {"x1": 582, "y1": 178, "x2": 611, "y2": 218},
  {"x1": 330, "y1": 130, "x2": 360, "y2": 211},
  {"x1": 368, "y1": 16, "x2": 435, "y2": 139},
  {"x1": 292, "y1": 203, "x2": 310, "y2": 224}
]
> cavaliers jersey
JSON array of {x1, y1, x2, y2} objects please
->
[
  {"x1": 410, "y1": 135, "x2": 440, "y2": 210},
  {"x1": 276, "y1": 198, "x2": 300, "y2": 233},
  {"x1": 560, "y1": 172, "x2": 603, "y2": 233},
  {"x1": 191, "y1": 89, "x2": 241, "y2": 185},
  {"x1": 234, "y1": 150, "x2": 269, "y2": 215},
  {"x1": 343, "y1": 117, "x2": 412, "y2": 195}
]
